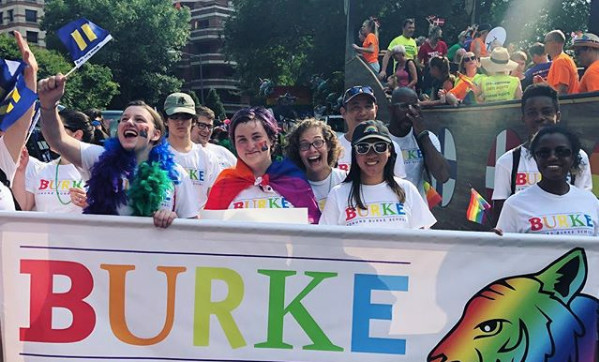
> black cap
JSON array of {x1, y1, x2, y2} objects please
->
[{"x1": 352, "y1": 120, "x2": 392, "y2": 145}]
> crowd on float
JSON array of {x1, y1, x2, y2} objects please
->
[{"x1": 1, "y1": 23, "x2": 598, "y2": 236}]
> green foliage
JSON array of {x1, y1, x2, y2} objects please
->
[
  {"x1": 205, "y1": 88, "x2": 226, "y2": 120},
  {"x1": 0, "y1": 33, "x2": 118, "y2": 110},
  {"x1": 41, "y1": 0, "x2": 191, "y2": 108},
  {"x1": 224, "y1": 0, "x2": 346, "y2": 92}
]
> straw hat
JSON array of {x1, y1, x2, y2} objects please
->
[
  {"x1": 480, "y1": 47, "x2": 518, "y2": 73},
  {"x1": 570, "y1": 33, "x2": 599, "y2": 49}
]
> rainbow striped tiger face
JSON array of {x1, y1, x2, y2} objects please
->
[{"x1": 428, "y1": 248, "x2": 598, "y2": 362}]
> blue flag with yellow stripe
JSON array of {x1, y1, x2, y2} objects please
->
[
  {"x1": 0, "y1": 59, "x2": 25, "y2": 101},
  {"x1": 57, "y1": 18, "x2": 112, "y2": 68},
  {"x1": 0, "y1": 74, "x2": 37, "y2": 132}
]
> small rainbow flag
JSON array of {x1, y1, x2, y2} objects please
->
[
  {"x1": 466, "y1": 188, "x2": 491, "y2": 224},
  {"x1": 423, "y1": 181, "x2": 442, "y2": 209}
]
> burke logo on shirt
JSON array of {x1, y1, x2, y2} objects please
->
[
  {"x1": 402, "y1": 148, "x2": 423, "y2": 163},
  {"x1": 39, "y1": 179, "x2": 84, "y2": 190},
  {"x1": 528, "y1": 213, "x2": 594, "y2": 234},
  {"x1": 345, "y1": 202, "x2": 406, "y2": 221},
  {"x1": 185, "y1": 168, "x2": 205, "y2": 182},
  {"x1": 515, "y1": 172, "x2": 541, "y2": 186},
  {"x1": 233, "y1": 197, "x2": 291, "y2": 209}
]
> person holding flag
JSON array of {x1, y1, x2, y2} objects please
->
[
  {"x1": 0, "y1": 31, "x2": 38, "y2": 211},
  {"x1": 446, "y1": 51, "x2": 483, "y2": 105},
  {"x1": 319, "y1": 120, "x2": 435, "y2": 228},
  {"x1": 37, "y1": 74, "x2": 198, "y2": 228}
]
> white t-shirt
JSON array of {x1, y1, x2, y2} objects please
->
[
  {"x1": 169, "y1": 143, "x2": 220, "y2": 209},
  {"x1": 0, "y1": 137, "x2": 17, "y2": 211},
  {"x1": 80, "y1": 142, "x2": 199, "y2": 218},
  {"x1": 228, "y1": 185, "x2": 295, "y2": 209},
  {"x1": 319, "y1": 177, "x2": 437, "y2": 229},
  {"x1": 492, "y1": 146, "x2": 592, "y2": 200},
  {"x1": 391, "y1": 129, "x2": 441, "y2": 197},
  {"x1": 497, "y1": 184, "x2": 599, "y2": 236},
  {"x1": 25, "y1": 160, "x2": 84, "y2": 214},
  {"x1": 309, "y1": 168, "x2": 347, "y2": 211},
  {"x1": 205, "y1": 142, "x2": 237, "y2": 169},
  {"x1": 337, "y1": 135, "x2": 407, "y2": 178}
]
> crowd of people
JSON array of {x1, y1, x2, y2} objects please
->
[
  {"x1": 353, "y1": 17, "x2": 599, "y2": 106},
  {"x1": 0, "y1": 23, "x2": 598, "y2": 237}
]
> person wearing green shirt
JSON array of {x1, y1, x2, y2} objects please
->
[
  {"x1": 447, "y1": 31, "x2": 467, "y2": 63},
  {"x1": 379, "y1": 19, "x2": 418, "y2": 81}
]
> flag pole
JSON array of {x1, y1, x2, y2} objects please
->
[{"x1": 64, "y1": 66, "x2": 78, "y2": 78}]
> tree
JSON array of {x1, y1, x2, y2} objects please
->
[
  {"x1": 41, "y1": 0, "x2": 191, "y2": 109},
  {"x1": 0, "y1": 34, "x2": 118, "y2": 110},
  {"x1": 205, "y1": 88, "x2": 226, "y2": 120}
]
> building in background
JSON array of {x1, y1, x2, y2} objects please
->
[
  {"x1": 0, "y1": 0, "x2": 45, "y2": 47},
  {"x1": 175, "y1": 0, "x2": 248, "y2": 117}
]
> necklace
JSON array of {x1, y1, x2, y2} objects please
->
[{"x1": 55, "y1": 158, "x2": 72, "y2": 206}]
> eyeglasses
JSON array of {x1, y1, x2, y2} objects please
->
[
  {"x1": 534, "y1": 147, "x2": 573, "y2": 159},
  {"x1": 463, "y1": 56, "x2": 477, "y2": 63},
  {"x1": 343, "y1": 86, "x2": 374, "y2": 103},
  {"x1": 195, "y1": 122, "x2": 213, "y2": 130},
  {"x1": 299, "y1": 139, "x2": 325, "y2": 151},
  {"x1": 354, "y1": 142, "x2": 390, "y2": 155}
]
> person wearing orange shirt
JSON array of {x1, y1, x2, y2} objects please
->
[
  {"x1": 353, "y1": 18, "x2": 380, "y2": 74},
  {"x1": 544, "y1": 30, "x2": 579, "y2": 95},
  {"x1": 571, "y1": 33, "x2": 599, "y2": 93},
  {"x1": 470, "y1": 24, "x2": 491, "y2": 58}
]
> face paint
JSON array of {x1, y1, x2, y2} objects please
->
[
  {"x1": 259, "y1": 140, "x2": 269, "y2": 151},
  {"x1": 139, "y1": 129, "x2": 148, "y2": 139}
]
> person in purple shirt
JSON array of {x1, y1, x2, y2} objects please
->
[{"x1": 522, "y1": 42, "x2": 552, "y2": 90}]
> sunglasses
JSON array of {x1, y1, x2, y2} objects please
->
[
  {"x1": 463, "y1": 56, "x2": 477, "y2": 63},
  {"x1": 574, "y1": 47, "x2": 588, "y2": 56},
  {"x1": 343, "y1": 86, "x2": 374, "y2": 102},
  {"x1": 299, "y1": 139, "x2": 325, "y2": 151},
  {"x1": 354, "y1": 142, "x2": 390, "y2": 155},
  {"x1": 195, "y1": 122, "x2": 213, "y2": 130},
  {"x1": 534, "y1": 147, "x2": 573, "y2": 159}
]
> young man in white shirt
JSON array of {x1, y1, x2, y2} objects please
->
[
  {"x1": 192, "y1": 105, "x2": 237, "y2": 169},
  {"x1": 492, "y1": 84, "x2": 592, "y2": 224},
  {"x1": 164, "y1": 93, "x2": 220, "y2": 209},
  {"x1": 387, "y1": 87, "x2": 450, "y2": 198},
  {"x1": 338, "y1": 85, "x2": 406, "y2": 178}
]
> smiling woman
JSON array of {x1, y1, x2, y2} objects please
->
[
  {"x1": 497, "y1": 125, "x2": 599, "y2": 235},
  {"x1": 205, "y1": 107, "x2": 321, "y2": 223},
  {"x1": 319, "y1": 120, "x2": 436, "y2": 229},
  {"x1": 37, "y1": 74, "x2": 199, "y2": 228}
]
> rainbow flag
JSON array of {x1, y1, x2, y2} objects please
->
[
  {"x1": 423, "y1": 181, "x2": 442, "y2": 209},
  {"x1": 466, "y1": 188, "x2": 491, "y2": 224}
]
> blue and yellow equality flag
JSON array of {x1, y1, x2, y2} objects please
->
[
  {"x1": 0, "y1": 58, "x2": 36, "y2": 132},
  {"x1": 57, "y1": 18, "x2": 112, "y2": 69}
]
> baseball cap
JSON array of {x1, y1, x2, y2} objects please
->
[
  {"x1": 352, "y1": 120, "x2": 392, "y2": 145},
  {"x1": 164, "y1": 92, "x2": 196, "y2": 116},
  {"x1": 342, "y1": 85, "x2": 377, "y2": 105}
]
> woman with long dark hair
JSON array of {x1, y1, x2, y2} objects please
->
[
  {"x1": 497, "y1": 126, "x2": 599, "y2": 235},
  {"x1": 319, "y1": 120, "x2": 435, "y2": 228}
]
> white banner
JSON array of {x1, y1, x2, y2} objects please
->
[{"x1": 1, "y1": 213, "x2": 598, "y2": 361}]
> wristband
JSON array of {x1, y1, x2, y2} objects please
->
[
  {"x1": 416, "y1": 130, "x2": 430, "y2": 141},
  {"x1": 39, "y1": 102, "x2": 59, "y2": 112}
]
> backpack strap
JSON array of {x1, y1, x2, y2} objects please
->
[{"x1": 510, "y1": 145, "x2": 522, "y2": 196}]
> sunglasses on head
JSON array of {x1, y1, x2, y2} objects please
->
[
  {"x1": 299, "y1": 139, "x2": 325, "y2": 151},
  {"x1": 534, "y1": 147, "x2": 573, "y2": 159},
  {"x1": 354, "y1": 141, "x2": 390, "y2": 155},
  {"x1": 343, "y1": 86, "x2": 374, "y2": 101}
]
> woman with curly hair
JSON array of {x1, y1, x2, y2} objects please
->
[
  {"x1": 37, "y1": 74, "x2": 198, "y2": 228},
  {"x1": 205, "y1": 107, "x2": 320, "y2": 223},
  {"x1": 497, "y1": 126, "x2": 599, "y2": 235},
  {"x1": 285, "y1": 119, "x2": 346, "y2": 210},
  {"x1": 319, "y1": 120, "x2": 435, "y2": 228}
]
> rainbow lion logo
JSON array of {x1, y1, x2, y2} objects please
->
[{"x1": 428, "y1": 248, "x2": 598, "y2": 362}]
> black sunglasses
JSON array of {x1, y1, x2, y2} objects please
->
[
  {"x1": 463, "y1": 56, "x2": 477, "y2": 62},
  {"x1": 354, "y1": 142, "x2": 390, "y2": 155},
  {"x1": 534, "y1": 147, "x2": 573, "y2": 159}
]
